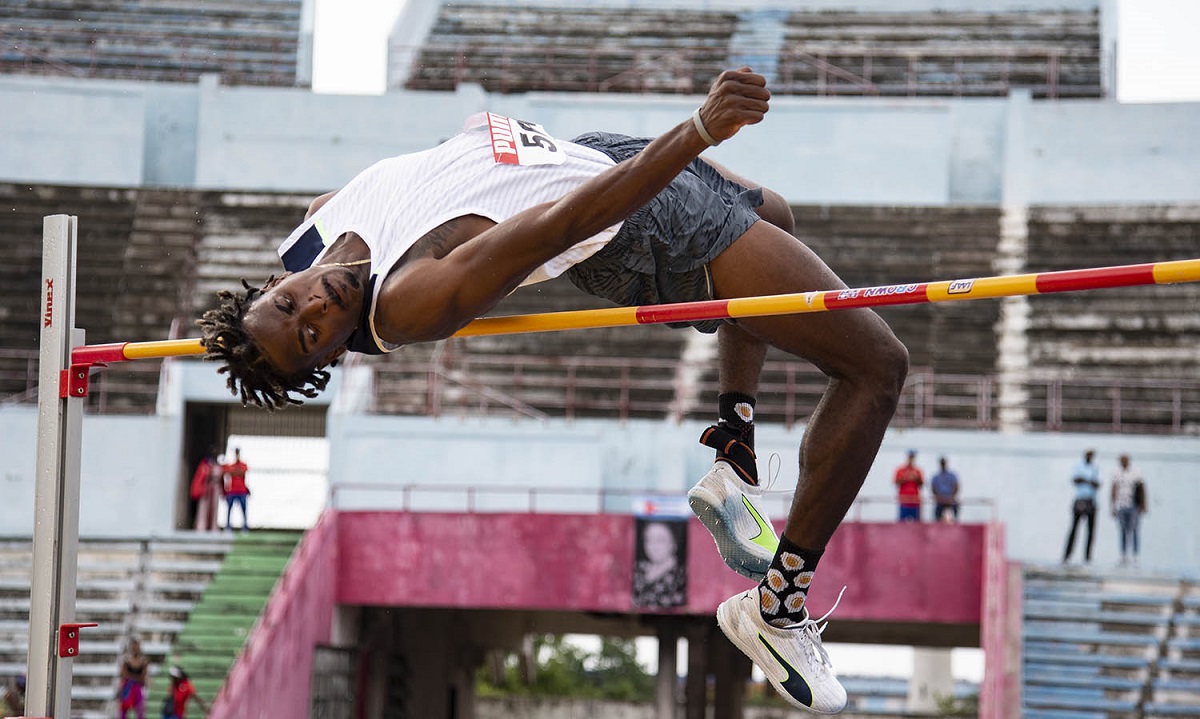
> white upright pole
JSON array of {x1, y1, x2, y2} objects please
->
[{"x1": 27, "y1": 215, "x2": 86, "y2": 718}]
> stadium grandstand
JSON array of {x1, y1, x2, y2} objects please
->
[{"x1": 1, "y1": 0, "x2": 1199, "y2": 717}]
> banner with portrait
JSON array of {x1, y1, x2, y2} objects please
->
[{"x1": 632, "y1": 509, "x2": 688, "y2": 609}]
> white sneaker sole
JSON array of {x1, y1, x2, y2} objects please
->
[
  {"x1": 688, "y1": 467, "x2": 776, "y2": 581},
  {"x1": 716, "y1": 592, "x2": 845, "y2": 714}
]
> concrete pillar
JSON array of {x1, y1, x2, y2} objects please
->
[
  {"x1": 331, "y1": 604, "x2": 360, "y2": 646},
  {"x1": 361, "y1": 607, "x2": 396, "y2": 719},
  {"x1": 908, "y1": 647, "x2": 955, "y2": 713},
  {"x1": 684, "y1": 619, "x2": 710, "y2": 719},
  {"x1": 655, "y1": 620, "x2": 680, "y2": 719},
  {"x1": 995, "y1": 88, "x2": 1032, "y2": 431},
  {"x1": 711, "y1": 631, "x2": 750, "y2": 719}
]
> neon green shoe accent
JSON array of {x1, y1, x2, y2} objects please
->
[{"x1": 741, "y1": 495, "x2": 779, "y2": 553}]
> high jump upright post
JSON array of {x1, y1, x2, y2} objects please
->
[{"x1": 26, "y1": 214, "x2": 93, "y2": 719}]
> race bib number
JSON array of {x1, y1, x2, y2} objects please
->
[{"x1": 486, "y1": 112, "x2": 565, "y2": 166}]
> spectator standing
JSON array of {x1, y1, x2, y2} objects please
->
[
  {"x1": 1110, "y1": 454, "x2": 1147, "y2": 566},
  {"x1": 161, "y1": 666, "x2": 207, "y2": 719},
  {"x1": 1062, "y1": 449, "x2": 1101, "y2": 564},
  {"x1": 117, "y1": 636, "x2": 149, "y2": 719},
  {"x1": 930, "y1": 456, "x2": 961, "y2": 523},
  {"x1": 894, "y1": 450, "x2": 924, "y2": 522},
  {"x1": 222, "y1": 447, "x2": 251, "y2": 532},
  {"x1": 190, "y1": 448, "x2": 224, "y2": 531}
]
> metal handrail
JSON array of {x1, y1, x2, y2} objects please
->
[
  {"x1": 4, "y1": 348, "x2": 1198, "y2": 434},
  {"x1": 328, "y1": 481, "x2": 997, "y2": 521},
  {"x1": 369, "y1": 353, "x2": 1200, "y2": 434}
]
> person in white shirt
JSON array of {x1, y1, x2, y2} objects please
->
[{"x1": 1110, "y1": 453, "x2": 1147, "y2": 565}]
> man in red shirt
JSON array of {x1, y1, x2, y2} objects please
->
[
  {"x1": 222, "y1": 447, "x2": 250, "y2": 532},
  {"x1": 894, "y1": 449, "x2": 924, "y2": 522},
  {"x1": 163, "y1": 665, "x2": 208, "y2": 719}
]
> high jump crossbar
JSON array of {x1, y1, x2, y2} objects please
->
[{"x1": 68, "y1": 256, "x2": 1200, "y2": 367}]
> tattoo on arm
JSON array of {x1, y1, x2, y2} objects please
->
[{"x1": 409, "y1": 219, "x2": 465, "y2": 259}]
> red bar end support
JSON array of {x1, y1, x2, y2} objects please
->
[
  {"x1": 58, "y1": 622, "x2": 97, "y2": 657},
  {"x1": 59, "y1": 365, "x2": 92, "y2": 399}
]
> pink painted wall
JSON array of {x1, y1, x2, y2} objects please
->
[
  {"x1": 980, "y1": 522, "x2": 1022, "y2": 719},
  {"x1": 208, "y1": 511, "x2": 340, "y2": 719},
  {"x1": 335, "y1": 512, "x2": 984, "y2": 625},
  {"x1": 204, "y1": 511, "x2": 990, "y2": 718}
]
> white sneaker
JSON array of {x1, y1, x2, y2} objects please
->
[
  {"x1": 716, "y1": 587, "x2": 848, "y2": 714},
  {"x1": 687, "y1": 461, "x2": 779, "y2": 580}
]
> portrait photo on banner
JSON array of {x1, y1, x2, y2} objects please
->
[{"x1": 631, "y1": 507, "x2": 689, "y2": 609}]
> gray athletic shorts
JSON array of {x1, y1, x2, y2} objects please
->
[{"x1": 567, "y1": 131, "x2": 764, "y2": 333}]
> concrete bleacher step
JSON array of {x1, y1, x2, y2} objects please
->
[
  {"x1": 1025, "y1": 671, "x2": 1144, "y2": 692},
  {"x1": 777, "y1": 8, "x2": 1101, "y2": 99},
  {"x1": 1020, "y1": 565, "x2": 1200, "y2": 718},
  {"x1": 1024, "y1": 689, "x2": 1139, "y2": 713},
  {"x1": 1168, "y1": 636, "x2": 1200, "y2": 657},
  {"x1": 2, "y1": 0, "x2": 304, "y2": 87},
  {"x1": 408, "y1": 3, "x2": 735, "y2": 94},
  {"x1": 0, "y1": 532, "x2": 238, "y2": 715},
  {"x1": 1146, "y1": 705, "x2": 1200, "y2": 718},
  {"x1": 150, "y1": 530, "x2": 301, "y2": 710},
  {"x1": 1024, "y1": 710, "x2": 1110, "y2": 719},
  {"x1": 1160, "y1": 657, "x2": 1200, "y2": 676},
  {"x1": 1011, "y1": 602, "x2": 1169, "y2": 628},
  {"x1": 1023, "y1": 625, "x2": 1162, "y2": 649}
]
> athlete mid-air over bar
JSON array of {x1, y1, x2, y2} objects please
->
[{"x1": 198, "y1": 67, "x2": 909, "y2": 714}]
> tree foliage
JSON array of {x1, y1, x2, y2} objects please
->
[{"x1": 478, "y1": 634, "x2": 655, "y2": 702}]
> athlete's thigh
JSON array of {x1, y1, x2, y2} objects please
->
[{"x1": 709, "y1": 221, "x2": 900, "y2": 377}]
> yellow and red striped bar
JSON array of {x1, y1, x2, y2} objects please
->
[
  {"x1": 456, "y1": 258, "x2": 1200, "y2": 337},
  {"x1": 69, "y1": 258, "x2": 1200, "y2": 363}
]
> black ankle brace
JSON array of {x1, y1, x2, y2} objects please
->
[{"x1": 700, "y1": 424, "x2": 758, "y2": 485}]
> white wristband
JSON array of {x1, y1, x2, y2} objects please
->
[{"x1": 691, "y1": 108, "x2": 720, "y2": 146}]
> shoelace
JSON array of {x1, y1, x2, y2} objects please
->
[
  {"x1": 782, "y1": 586, "x2": 847, "y2": 668},
  {"x1": 762, "y1": 452, "x2": 781, "y2": 494}
]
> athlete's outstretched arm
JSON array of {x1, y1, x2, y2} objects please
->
[{"x1": 376, "y1": 68, "x2": 770, "y2": 342}]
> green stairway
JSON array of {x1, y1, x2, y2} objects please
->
[{"x1": 149, "y1": 530, "x2": 302, "y2": 707}]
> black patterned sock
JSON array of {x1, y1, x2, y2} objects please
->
[
  {"x1": 758, "y1": 534, "x2": 824, "y2": 627},
  {"x1": 718, "y1": 392, "x2": 756, "y2": 447}
]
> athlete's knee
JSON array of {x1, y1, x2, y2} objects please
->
[
  {"x1": 871, "y1": 332, "x2": 909, "y2": 407},
  {"x1": 850, "y1": 330, "x2": 908, "y2": 411},
  {"x1": 756, "y1": 188, "x2": 795, "y2": 236}
]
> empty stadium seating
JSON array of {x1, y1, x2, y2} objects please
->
[
  {"x1": 0, "y1": 530, "x2": 300, "y2": 719},
  {"x1": 0, "y1": 183, "x2": 310, "y2": 413},
  {"x1": 399, "y1": 4, "x2": 1103, "y2": 99},
  {"x1": 402, "y1": 3, "x2": 739, "y2": 94},
  {"x1": 777, "y1": 9, "x2": 1102, "y2": 99},
  {"x1": 753, "y1": 205, "x2": 1004, "y2": 426},
  {"x1": 0, "y1": 0, "x2": 305, "y2": 87},
  {"x1": 0, "y1": 533, "x2": 234, "y2": 718},
  {"x1": 1021, "y1": 567, "x2": 1200, "y2": 718},
  {"x1": 149, "y1": 531, "x2": 301, "y2": 711},
  {"x1": 1026, "y1": 205, "x2": 1200, "y2": 433}
]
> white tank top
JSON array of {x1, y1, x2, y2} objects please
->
[{"x1": 277, "y1": 113, "x2": 619, "y2": 352}]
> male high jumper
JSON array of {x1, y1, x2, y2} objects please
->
[{"x1": 199, "y1": 68, "x2": 908, "y2": 713}]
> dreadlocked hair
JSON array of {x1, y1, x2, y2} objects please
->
[{"x1": 197, "y1": 278, "x2": 332, "y2": 410}]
